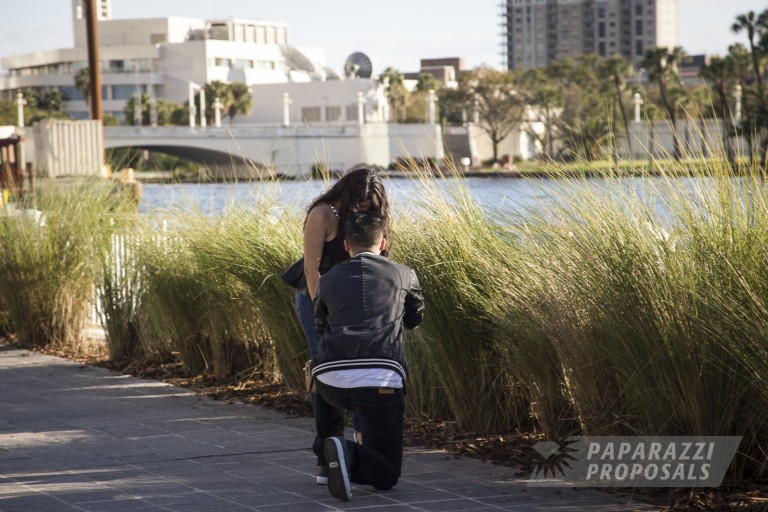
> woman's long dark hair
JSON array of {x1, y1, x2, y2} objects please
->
[{"x1": 304, "y1": 166, "x2": 390, "y2": 229}]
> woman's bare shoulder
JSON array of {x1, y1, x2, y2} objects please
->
[
  {"x1": 305, "y1": 203, "x2": 338, "y2": 236},
  {"x1": 307, "y1": 202, "x2": 336, "y2": 222}
]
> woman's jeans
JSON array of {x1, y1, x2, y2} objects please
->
[
  {"x1": 312, "y1": 381, "x2": 404, "y2": 490},
  {"x1": 295, "y1": 289, "x2": 320, "y2": 357},
  {"x1": 295, "y1": 289, "x2": 362, "y2": 432}
]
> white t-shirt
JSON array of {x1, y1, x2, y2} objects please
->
[{"x1": 316, "y1": 368, "x2": 403, "y2": 389}]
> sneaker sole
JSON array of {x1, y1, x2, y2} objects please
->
[{"x1": 324, "y1": 437, "x2": 352, "y2": 501}]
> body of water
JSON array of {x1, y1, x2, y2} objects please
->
[{"x1": 140, "y1": 177, "x2": 586, "y2": 218}]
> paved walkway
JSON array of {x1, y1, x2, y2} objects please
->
[{"x1": 0, "y1": 346, "x2": 654, "y2": 511}]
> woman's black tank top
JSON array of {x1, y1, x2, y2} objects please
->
[{"x1": 320, "y1": 204, "x2": 348, "y2": 274}]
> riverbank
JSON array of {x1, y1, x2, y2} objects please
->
[{"x1": 129, "y1": 156, "x2": 751, "y2": 183}]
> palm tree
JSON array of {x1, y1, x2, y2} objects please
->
[
  {"x1": 204, "y1": 80, "x2": 232, "y2": 124},
  {"x1": 642, "y1": 46, "x2": 686, "y2": 161},
  {"x1": 731, "y1": 10, "x2": 768, "y2": 94},
  {"x1": 123, "y1": 93, "x2": 151, "y2": 126},
  {"x1": 701, "y1": 56, "x2": 737, "y2": 163},
  {"x1": 379, "y1": 67, "x2": 407, "y2": 123},
  {"x1": 601, "y1": 55, "x2": 634, "y2": 160},
  {"x1": 74, "y1": 67, "x2": 91, "y2": 115},
  {"x1": 226, "y1": 82, "x2": 252, "y2": 125}
]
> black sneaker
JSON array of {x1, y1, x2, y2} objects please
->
[
  {"x1": 316, "y1": 465, "x2": 328, "y2": 485},
  {"x1": 323, "y1": 436, "x2": 352, "y2": 501}
]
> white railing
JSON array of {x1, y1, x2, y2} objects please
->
[{"x1": 105, "y1": 124, "x2": 361, "y2": 139}]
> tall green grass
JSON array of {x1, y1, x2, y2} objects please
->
[
  {"x1": 394, "y1": 174, "x2": 532, "y2": 433},
  {"x1": 6, "y1": 155, "x2": 768, "y2": 482},
  {"x1": 0, "y1": 180, "x2": 125, "y2": 348},
  {"x1": 493, "y1": 165, "x2": 768, "y2": 479}
]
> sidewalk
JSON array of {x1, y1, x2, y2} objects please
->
[{"x1": 0, "y1": 346, "x2": 654, "y2": 511}]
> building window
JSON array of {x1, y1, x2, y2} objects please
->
[
  {"x1": 326, "y1": 106, "x2": 341, "y2": 122},
  {"x1": 112, "y1": 85, "x2": 142, "y2": 100},
  {"x1": 635, "y1": 19, "x2": 643, "y2": 34},
  {"x1": 59, "y1": 86, "x2": 85, "y2": 101},
  {"x1": 214, "y1": 57, "x2": 229, "y2": 67},
  {"x1": 598, "y1": 22, "x2": 606, "y2": 37},
  {"x1": 302, "y1": 107, "x2": 322, "y2": 122},
  {"x1": 599, "y1": 42, "x2": 606, "y2": 55},
  {"x1": 346, "y1": 104, "x2": 360, "y2": 122},
  {"x1": 232, "y1": 59, "x2": 252, "y2": 69},
  {"x1": 636, "y1": 40, "x2": 644, "y2": 55}
]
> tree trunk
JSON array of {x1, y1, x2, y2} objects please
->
[
  {"x1": 611, "y1": 103, "x2": 619, "y2": 166},
  {"x1": 615, "y1": 76, "x2": 633, "y2": 160},
  {"x1": 718, "y1": 88, "x2": 734, "y2": 166},
  {"x1": 547, "y1": 111, "x2": 554, "y2": 159},
  {"x1": 658, "y1": 77, "x2": 681, "y2": 161}
]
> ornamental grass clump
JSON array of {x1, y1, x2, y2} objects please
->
[
  {"x1": 198, "y1": 203, "x2": 307, "y2": 389},
  {"x1": 394, "y1": 168, "x2": 532, "y2": 433},
  {"x1": 509, "y1": 160, "x2": 768, "y2": 480},
  {"x1": 0, "y1": 180, "x2": 124, "y2": 348},
  {"x1": 97, "y1": 222, "x2": 145, "y2": 362},
  {"x1": 135, "y1": 212, "x2": 268, "y2": 379}
]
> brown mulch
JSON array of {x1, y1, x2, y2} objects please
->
[{"x1": 4, "y1": 336, "x2": 768, "y2": 511}]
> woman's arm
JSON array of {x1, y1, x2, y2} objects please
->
[{"x1": 303, "y1": 205, "x2": 333, "y2": 300}]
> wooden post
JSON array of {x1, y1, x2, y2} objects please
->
[{"x1": 84, "y1": 0, "x2": 102, "y2": 121}]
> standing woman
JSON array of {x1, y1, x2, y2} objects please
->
[{"x1": 296, "y1": 167, "x2": 390, "y2": 356}]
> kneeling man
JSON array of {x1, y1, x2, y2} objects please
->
[{"x1": 310, "y1": 211, "x2": 424, "y2": 501}]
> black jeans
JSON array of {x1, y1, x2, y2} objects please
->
[{"x1": 312, "y1": 380, "x2": 404, "y2": 490}]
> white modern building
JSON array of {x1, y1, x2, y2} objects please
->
[
  {"x1": 0, "y1": 0, "x2": 451, "y2": 176},
  {"x1": 0, "y1": 0, "x2": 387, "y2": 125}
]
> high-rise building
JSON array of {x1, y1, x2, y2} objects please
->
[{"x1": 501, "y1": 0, "x2": 679, "y2": 71}]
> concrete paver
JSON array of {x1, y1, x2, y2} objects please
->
[{"x1": 0, "y1": 346, "x2": 655, "y2": 511}]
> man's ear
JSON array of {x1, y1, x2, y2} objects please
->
[
  {"x1": 379, "y1": 237, "x2": 387, "y2": 252},
  {"x1": 344, "y1": 239, "x2": 351, "y2": 252}
]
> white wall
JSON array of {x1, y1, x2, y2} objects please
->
[{"x1": 236, "y1": 80, "x2": 387, "y2": 126}]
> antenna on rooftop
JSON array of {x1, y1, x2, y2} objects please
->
[{"x1": 344, "y1": 52, "x2": 373, "y2": 79}]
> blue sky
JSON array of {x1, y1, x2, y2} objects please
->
[{"x1": 0, "y1": 0, "x2": 766, "y2": 74}]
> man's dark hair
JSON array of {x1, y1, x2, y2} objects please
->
[{"x1": 345, "y1": 212, "x2": 386, "y2": 248}]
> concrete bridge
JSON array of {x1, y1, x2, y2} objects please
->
[{"x1": 104, "y1": 123, "x2": 444, "y2": 177}]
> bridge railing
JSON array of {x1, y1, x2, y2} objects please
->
[{"x1": 105, "y1": 124, "x2": 362, "y2": 138}]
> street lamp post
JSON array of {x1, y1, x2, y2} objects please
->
[
  {"x1": 633, "y1": 92, "x2": 643, "y2": 123},
  {"x1": 16, "y1": 92, "x2": 26, "y2": 128},
  {"x1": 189, "y1": 82, "x2": 197, "y2": 128},
  {"x1": 733, "y1": 84, "x2": 743, "y2": 124},
  {"x1": 282, "y1": 93, "x2": 292, "y2": 127},
  {"x1": 199, "y1": 88, "x2": 206, "y2": 128},
  {"x1": 356, "y1": 92, "x2": 366, "y2": 125},
  {"x1": 426, "y1": 89, "x2": 437, "y2": 125},
  {"x1": 16, "y1": 92, "x2": 26, "y2": 173},
  {"x1": 214, "y1": 97, "x2": 222, "y2": 127},
  {"x1": 187, "y1": 82, "x2": 206, "y2": 128}
]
